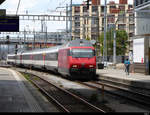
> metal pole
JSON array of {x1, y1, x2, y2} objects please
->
[
  {"x1": 83, "y1": 18, "x2": 85, "y2": 39},
  {"x1": 32, "y1": 35, "x2": 33, "y2": 50},
  {"x1": 113, "y1": 17, "x2": 119, "y2": 66},
  {"x1": 34, "y1": 32, "x2": 35, "y2": 49},
  {"x1": 113, "y1": 25, "x2": 116, "y2": 65},
  {"x1": 103, "y1": 0, "x2": 107, "y2": 65},
  {"x1": 66, "y1": 4, "x2": 68, "y2": 33},
  {"x1": 70, "y1": 0, "x2": 72, "y2": 41},
  {"x1": 32, "y1": 29, "x2": 34, "y2": 50},
  {"x1": 7, "y1": 35, "x2": 10, "y2": 54},
  {"x1": 0, "y1": 34, "x2": 1, "y2": 60},
  {"x1": 24, "y1": 28, "x2": 26, "y2": 49},
  {"x1": 46, "y1": 26, "x2": 47, "y2": 48}
]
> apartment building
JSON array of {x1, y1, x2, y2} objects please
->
[{"x1": 72, "y1": 0, "x2": 134, "y2": 41}]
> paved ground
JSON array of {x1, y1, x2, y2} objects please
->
[
  {"x1": 0, "y1": 67, "x2": 58, "y2": 112},
  {"x1": 97, "y1": 68, "x2": 150, "y2": 83}
]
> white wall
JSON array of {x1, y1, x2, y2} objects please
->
[{"x1": 133, "y1": 38, "x2": 144, "y2": 63}]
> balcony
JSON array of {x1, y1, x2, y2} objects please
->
[
  {"x1": 83, "y1": 12, "x2": 88, "y2": 15},
  {"x1": 118, "y1": 24, "x2": 126, "y2": 30},
  {"x1": 74, "y1": 12, "x2": 80, "y2": 16},
  {"x1": 118, "y1": 20, "x2": 126, "y2": 24}
]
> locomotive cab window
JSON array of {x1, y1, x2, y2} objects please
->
[{"x1": 71, "y1": 48, "x2": 95, "y2": 58}]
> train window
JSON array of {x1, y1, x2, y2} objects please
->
[
  {"x1": 45, "y1": 52, "x2": 58, "y2": 61},
  {"x1": 93, "y1": 50, "x2": 96, "y2": 56},
  {"x1": 67, "y1": 49, "x2": 71, "y2": 56},
  {"x1": 71, "y1": 48, "x2": 95, "y2": 58}
]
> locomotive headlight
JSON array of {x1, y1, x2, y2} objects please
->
[
  {"x1": 72, "y1": 65, "x2": 78, "y2": 68},
  {"x1": 89, "y1": 65, "x2": 94, "y2": 68}
]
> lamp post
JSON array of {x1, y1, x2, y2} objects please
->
[
  {"x1": 24, "y1": 28, "x2": 26, "y2": 49},
  {"x1": 103, "y1": 0, "x2": 107, "y2": 66},
  {"x1": 6, "y1": 35, "x2": 9, "y2": 54},
  {"x1": 113, "y1": 24, "x2": 116, "y2": 66},
  {"x1": 113, "y1": 15, "x2": 123, "y2": 66},
  {"x1": 0, "y1": 34, "x2": 1, "y2": 59},
  {"x1": 70, "y1": 0, "x2": 72, "y2": 41}
]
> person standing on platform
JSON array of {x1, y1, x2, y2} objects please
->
[{"x1": 124, "y1": 58, "x2": 130, "y2": 75}]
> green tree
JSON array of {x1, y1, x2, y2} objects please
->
[{"x1": 98, "y1": 30, "x2": 128, "y2": 56}]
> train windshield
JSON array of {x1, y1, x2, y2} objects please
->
[{"x1": 71, "y1": 48, "x2": 95, "y2": 58}]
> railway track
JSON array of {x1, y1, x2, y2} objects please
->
[
  {"x1": 77, "y1": 80, "x2": 150, "y2": 110},
  {"x1": 23, "y1": 73, "x2": 106, "y2": 113},
  {"x1": 11, "y1": 67, "x2": 150, "y2": 111},
  {"x1": 98, "y1": 78, "x2": 150, "y2": 96}
]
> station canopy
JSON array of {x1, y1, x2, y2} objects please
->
[{"x1": 0, "y1": 0, "x2": 5, "y2": 5}]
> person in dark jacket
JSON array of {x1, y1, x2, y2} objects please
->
[{"x1": 124, "y1": 58, "x2": 130, "y2": 75}]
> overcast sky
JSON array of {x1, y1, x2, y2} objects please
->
[{"x1": 0, "y1": 0, "x2": 133, "y2": 32}]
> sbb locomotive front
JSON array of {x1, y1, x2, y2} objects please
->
[{"x1": 7, "y1": 39, "x2": 96, "y2": 80}]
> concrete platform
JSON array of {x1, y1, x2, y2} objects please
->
[
  {"x1": 97, "y1": 68, "x2": 150, "y2": 89},
  {"x1": 0, "y1": 67, "x2": 59, "y2": 112}
]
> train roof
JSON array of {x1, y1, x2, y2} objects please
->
[
  {"x1": 22, "y1": 45, "x2": 62, "y2": 55},
  {"x1": 7, "y1": 54, "x2": 16, "y2": 56}
]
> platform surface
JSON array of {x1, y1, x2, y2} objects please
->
[
  {"x1": 0, "y1": 67, "x2": 44, "y2": 112},
  {"x1": 97, "y1": 68, "x2": 150, "y2": 88}
]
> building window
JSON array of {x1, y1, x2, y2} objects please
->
[
  {"x1": 129, "y1": 33, "x2": 134, "y2": 37},
  {"x1": 75, "y1": 6, "x2": 80, "y2": 13},
  {"x1": 110, "y1": 5, "x2": 116, "y2": 9},
  {"x1": 118, "y1": 24, "x2": 126, "y2": 30},
  {"x1": 91, "y1": 17, "x2": 99, "y2": 25},
  {"x1": 101, "y1": 6, "x2": 104, "y2": 13},
  {"x1": 128, "y1": 5, "x2": 133, "y2": 9},
  {"x1": 75, "y1": 22, "x2": 80, "y2": 27},
  {"x1": 129, "y1": 24, "x2": 134, "y2": 31},
  {"x1": 91, "y1": 27, "x2": 99, "y2": 32},
  {"x1": 74, "y1": 16, "x2": 80, "y2": 21},
  {"x1": 92, "y1": 6, "x2": 98, "y2": 12},
  {"x1": 74, "y1": 29, "x2": 80, "y2": 33},
  {"x1": 129, "y1": 14, "x2": 134, "y2": 22},
  {"x1": 107, "y1": 15, "x2": 115, "y2": 23},
  {"x1": 91, "y1": 35, "x2": 98, "y2": 40},
  {"x1": 83, "y1": 6, "x2": 87, "y2": 12},
  {"x1": 118, "y1": 14, "x2": 126, "y2": 23}
]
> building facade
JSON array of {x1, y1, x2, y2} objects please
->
[
  {"x1": 72, "y1": 0, "x2": 134, "y2": 42},
  {"x1": 133, "y1": 0, "x2": 150, "y2": 75},
  {"x1": 135, "y1": 0, "x2": 150, "y2": 36}
]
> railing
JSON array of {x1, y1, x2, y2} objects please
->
[{"x1": 0, "y1": 39, "x2": 63, "y2": 44}]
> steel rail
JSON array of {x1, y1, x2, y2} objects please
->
[
  {"x1": 24, "y1": 72, "x2": 106, "y2": 113},
  {"x1": 77, "y1": 81, "x2": 150, "y2": 108},
  {"x1": 30, "y1": 79, "x2": 70, "y2": 113},
  {"x1": 98, "y1": 78, "x2": 150, "y2": 94}
]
